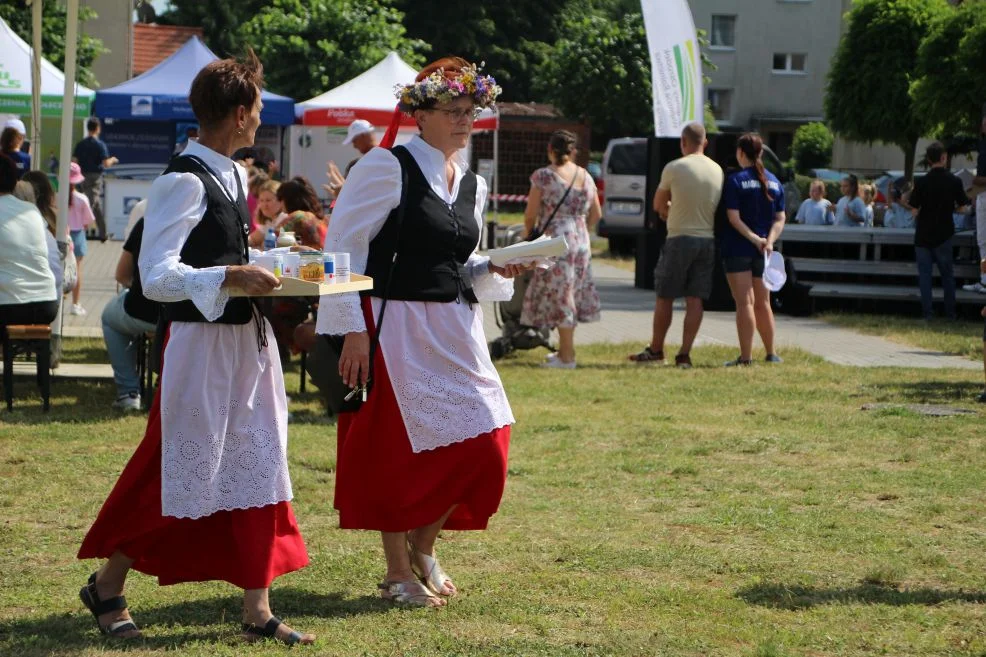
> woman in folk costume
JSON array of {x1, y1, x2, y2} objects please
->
[
  {"x1": 77, "y1": 52, "x2": 314, "y2": 646},
  {"x1": 316, "y1": 56, "x2": 529, "y2": 608}
]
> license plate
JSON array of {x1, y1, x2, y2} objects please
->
[{"x1": 609, "y1": 201, "x2": 642, "y2": 214}]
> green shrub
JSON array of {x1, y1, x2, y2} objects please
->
[{"x1": 791, "y1": 122, "x2": 834, "y2": 174}]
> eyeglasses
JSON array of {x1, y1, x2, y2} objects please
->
[{"x1": 430, "y1": 107, "x2": 483, "y2": 121}]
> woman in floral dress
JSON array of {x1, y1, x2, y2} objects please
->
[{"x1": 520, "y1": 130, "x2": 602, "y2": 369}]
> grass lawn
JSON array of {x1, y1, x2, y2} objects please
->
[
  {"x1": 820, "y1": 312, "x2": 985, "y2": 363},
  {"x1": 2, "y1": 340, "x2": 986, "y2": 656}
]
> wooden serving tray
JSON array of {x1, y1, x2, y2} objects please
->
[{"x1": 228, "y1": 273, "x2": 373, "y2": 297}]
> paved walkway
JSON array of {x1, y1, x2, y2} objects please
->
[
  {"x1": 61, "y1": 239, "x2": 121, "y2": 339},
  {"x1": 482, "y1": 262, "x2": 980, "y2": 370},
  {"x1": 42, "y1": 240, "x2": 979, "y2": 375}
]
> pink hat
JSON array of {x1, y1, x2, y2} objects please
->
[{"x1": 69, "y1": 161, "x2": 85, "y2": 184}]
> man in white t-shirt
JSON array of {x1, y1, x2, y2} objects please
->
[{"x1": 629, "y1": 123, "x2": 723, "y2": 369}]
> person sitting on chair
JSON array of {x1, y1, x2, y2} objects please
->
[
  {"x1": 0, "y1": 154, "x2": 57, "y2": 334},
  {"x1": 100, "y1": 215, "x2": 160, "y2": 411}
]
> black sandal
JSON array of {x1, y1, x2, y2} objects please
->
[
  {"x1": 628, "y1": 346, "x2": 664, "y2": 363},
  {"x1": 242, "y1": 616, "x2": 310, "y2": 646},
  {"x1": 79, "y1": 572, "x2": 140, "y2": 638}
]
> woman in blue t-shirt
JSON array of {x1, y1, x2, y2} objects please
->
[{"x1": 721, "y1": 133, "x2": 786, "y2": 366}]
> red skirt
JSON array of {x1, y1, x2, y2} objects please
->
[
  {"x1": 334, "y1": 299, "x2": 511, "y2": 532},
  {"x1": 78, "y1": 327, "x2": 309, "y2": 590}
]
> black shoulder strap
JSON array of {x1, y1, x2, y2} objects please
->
[
  {"x1": 537, "y1": 167, "x2": 582, "y2": 235},
  {"x1": 366, "y1": 148, "x2": 410, "y2": 382}
]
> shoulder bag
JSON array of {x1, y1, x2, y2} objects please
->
[{"x1": 527, "y1": 168, "x2": 582, "y2": 242}]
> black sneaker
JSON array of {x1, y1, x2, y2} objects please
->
[
  {"x1": 765, "y1": 354, "x2": 783, "y2": 364},
  {"x1": 674, "y1": 353, "x2": 692, "y2": 369},
  {"x1": 724, "y1": 357, "x2": 752, "y2": 367}
]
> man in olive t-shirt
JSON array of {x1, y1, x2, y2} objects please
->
[{"x1": 629, "y1": 122, "x2": 723, "y2": 368}]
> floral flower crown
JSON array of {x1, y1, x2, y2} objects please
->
[{"x1": 395, "y1": 62, "x2": 502, "y2": 115}]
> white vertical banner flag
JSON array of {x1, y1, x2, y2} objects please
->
[{"x1": 640, "y1": 0, "x2": 703, "y2": 137}]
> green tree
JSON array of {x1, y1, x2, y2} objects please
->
[
  {"x1": 238, "y1": 0, "x2": 426, "y2": 101},
  {"x1": 395, "y1": 1, "x2": 569, "y2": 102},
  {"x1": 791, "y1": 122, "x2": 833, "y2": 174},
  {"x1": 912, "y1": 1, "x2": 986, "y2": 139},
  {"x1": 0, "y1": 0, "x2": 105, "y2": 88},
  {"x1": 825, "y1": 0, "x2": 948, "y2": 180},
  {"x1": 534, "y1": 12, "x2": 652, "y2": 146},
  {"x1": 158, "y1": 0, "x2": 269, "y2": 59},
  {"x1": 535, "y1": 4, "x2": 718, "y2": 144}
]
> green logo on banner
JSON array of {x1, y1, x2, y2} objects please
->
[
  {"x1": 0, "y1": 64, "x2": 22, "y2": 90},
  {"x1": 672, "y1": 40, "x2": 697, "y2": 123}
]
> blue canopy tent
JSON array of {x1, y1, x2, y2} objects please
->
[{"x1": 93, "y1": 36, "x2": 294, "y2": 125}]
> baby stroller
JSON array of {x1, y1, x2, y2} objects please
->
[{"x1": 488, "y1": 224, "x2": 553, "y2": 360}]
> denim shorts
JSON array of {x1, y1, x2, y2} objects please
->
[{"x1": 70, "y1": 229, "x2": 88, "y2": 258}]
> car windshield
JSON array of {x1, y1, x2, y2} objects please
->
[{"x1": 607, "y1": 143, "x2": 647, "y2": 175}]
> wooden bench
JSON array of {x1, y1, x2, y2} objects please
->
[
  {"x1": 2, "y1": 324, "x2": 52, "y2": 412},
  {"x1": 805, "y1": 282, "x2": 984, "y2": 304},
  {"x1": 777, "y1": 225, "x2": 983, "y2": 311},
  {"x1": 789, "y1": 258, "x2": 981, "y2": 278}
]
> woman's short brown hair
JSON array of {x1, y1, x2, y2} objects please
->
[{"x1": 188, "y1": 49, "x2": 264, "y2": 129}]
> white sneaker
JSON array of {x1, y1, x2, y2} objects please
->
[
  {"x1": 541, "y1": 357, "x2": 576, "y2": 369},
  {"x1": 70, "y1": 303, "x2": 87, "y2": 316},
  {"x1": 112, "y1": 393, "x2": 141, "y2": 411},
  {"x1": 961, "y1": 282, "x2": 986, "y2": 294}
]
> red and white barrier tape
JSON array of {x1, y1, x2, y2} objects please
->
[{"x1": 490, "y1": 194, "x2": 528, "y2": 203}]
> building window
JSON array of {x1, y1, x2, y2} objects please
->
[
  {"x1": 708, "y1": 89, "x2": 732, "y2": 121},
  {"x1": 772, "y1": 53, "x2": 807, "y2": 73},
  {"x1": 710, "y1": 15, "x2": 736, "y2": 48}
]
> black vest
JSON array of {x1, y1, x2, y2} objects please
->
[
  {"x1": 159, "y1": 155, "x2": 254, "y2": 324},
  {"x1": 364, "y1": 146, "x2": 479, "y2": 303}
]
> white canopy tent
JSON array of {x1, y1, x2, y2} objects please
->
[
  {"x1": 0, "y1": 12, "x2": 94, "y2": 128},
  {"x1": 297, "y1": 51, "x2": 417, "y2": 120},
  {"x1": 1, "y1": 7, "x2": 94, "y2": 193}
]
